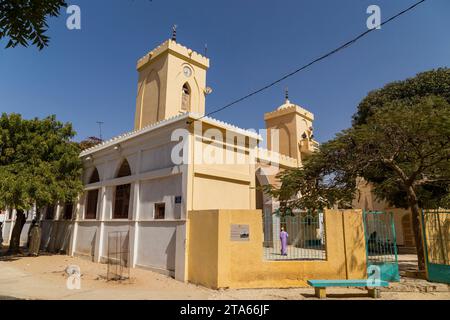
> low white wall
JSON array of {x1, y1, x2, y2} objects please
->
[
  {"x1": 1, "y1": 221, "x2": 13, "y2": 245},
  {"x1": 74, "y1": 222, "x2": 98, "y2": 257},
  {"x1": 1, "y1": 212, "x2": 35, "y2": 246},
  {"x1": 40, "y1": 220, "x2": 73, "y2": 253},
  {"x1": 101, "y1": 222, "x2": 132, "y2": 260},
  {"x1": 135, "y1": 221, "x2": 181, "y2": 273},
  {"x1": 66, "y1": 219, "x2": 185, "y2": 277}
]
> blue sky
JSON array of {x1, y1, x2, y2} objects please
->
[{"x1": 0, "y1": 0, "x2": 449, "y2": 143}]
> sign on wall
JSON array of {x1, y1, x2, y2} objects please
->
[{"x1": 230, "y1": 224, "x2": 250, "y2": 241}]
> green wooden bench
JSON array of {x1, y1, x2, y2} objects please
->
[{"x1": 307, "y1": 279, "x2": 389, "y2": 299}]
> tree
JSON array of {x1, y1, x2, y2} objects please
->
[
  {"x1": 0, "y1": 0, "x2": 67, "y2": 50},
  {"x1": 0, "y1": 113, "x2": 83, "y2": 254},
  {"x1": 79, "y1": 136, "x2": 103, "y2": 151},
  {"x1": 353, "y1": 68, "x2": 450, "y2": 126},
  {"x1": 265, "y1": 86, "x2": 450, "y2": 271}
]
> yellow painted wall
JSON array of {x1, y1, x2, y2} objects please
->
[
  {"x1": 187, "y1": 123, "x2": 257, "y2": 212},
  {"x1": 187, "y1": 209, "x2": 367, "y2": 289},
  {"x1": 264, "y1": 102, "x2": 317, "y2": 162},
  {"x1": 423, "y1": 210, "x2": 450, "y2": 265}
]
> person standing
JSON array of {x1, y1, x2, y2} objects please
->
[{"x1": 280, "y1": 227, "x2": 289, "y2": 256}]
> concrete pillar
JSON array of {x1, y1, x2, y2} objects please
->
[
  {"x1": 94, "y1": 186, "x2": 107, "y2": 262},
  {"x1": 69, "y1": 197, "x2": 82, "y2": 256},
  {"x1": 272, "y1": 214, "x2": 280, "y2": 247},
  {"x1": 130, "y1": 181, "x2": 140, "y2": 268},
  {"x1": 129, "y1": 149, "x2": 141, "y2": 268},
  {"x1": 8, "y1": 209, "x2": 15, "y2": 244}
]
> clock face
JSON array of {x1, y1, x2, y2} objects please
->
[{"x1": 183, "y1": 66, "x2": 192, "y2": 78}]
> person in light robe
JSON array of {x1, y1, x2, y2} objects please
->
[{"x1": 280, "y1": 227, "x2": 288, "y2": 256}]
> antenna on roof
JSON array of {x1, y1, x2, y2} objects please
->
[
  {"x1": 171, "y1": 24, "x2": 177, "y2": 41},
  {"x1": 96, "y1": 121, "x2": 104, "y2": 140}
]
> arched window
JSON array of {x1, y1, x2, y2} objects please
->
[
  {"x1": 117, "y1": 160, "x2": 131, "y2": 178},
  {"x1": 113, "y1": 160, "x2": 131, "y2": 219},
  {"x1": 181, "y1": 83, "x2": 191, "y2": 111},
  {"x1": 89, "y1": 167, "x2": 100, "y2": 183},
  {"x1": 85, "y1": 168, "x2": 100, "y2": 219}
]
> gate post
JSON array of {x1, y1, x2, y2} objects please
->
[{"x1": 420, "y1": 209, "x2": 430, "y2": 280}]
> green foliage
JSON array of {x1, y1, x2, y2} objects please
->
[
  {"x1": 0, "y1": 113, "x2": 83, "y2": 211},
  {"x1": 263, "y1": 140, "x2": 357, "y2": 212},
  {"x1": 352, "y1": 96, "x2": 450, "y2": 208},
  {"x1": 353, "y1": 68, "x2": 450, "y2": 126},
  {"x1": 0, "y1": 0, "x2": 67, "y2": 50},
  {"x1": 266, "y1": 85, "x2": 450, "y2": 212}
]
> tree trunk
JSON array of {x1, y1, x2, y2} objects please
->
[
  {"x1": 7, "y1": 209, "x2": 26, "y2": 254},
  {"x1": 406, "y1": 187, "x2": 426, "y2": 271}
]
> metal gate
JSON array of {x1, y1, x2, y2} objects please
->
[
  {"x1": 263, "y1": 209, "x2": 326, "y2": 261},
  {"x1": 421, "y1": 210, "x2": 450, "y2": 284},
  {"x1": 363, "y1": 210, "x2": 400, "y2": 282}
]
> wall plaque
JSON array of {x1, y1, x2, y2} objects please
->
[{"x1": 230, "y1": 224, "x2": 250, "y2": 241}]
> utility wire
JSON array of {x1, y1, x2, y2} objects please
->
[{"x1": 189, "y1": 0, "x2": 427, "y2": 124}]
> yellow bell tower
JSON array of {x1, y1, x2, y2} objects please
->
[
  {"x1": 264, "y1": 90, "x2": 319, "y2": 163},
  {"x1": 134, "y1": 36, "x2": 210, "y2": 130}
]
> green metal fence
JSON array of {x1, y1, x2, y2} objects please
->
[
  {"x1": 263, "y1": 209, "x2": 326, "y2": 261},
  {"x1": 363, "y1": 210, "x2": 400, "y2": 282},
  {"x1": 421, "y1": 210, "x2": 450, "y2": 284}
]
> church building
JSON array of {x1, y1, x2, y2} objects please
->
[{"x1": 1, "y1": 37, "x2": 318, "y2": 282}]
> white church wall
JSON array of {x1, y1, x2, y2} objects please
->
[
  {"x1": 40, "y1": 220, "x2": 73, "y2": 253},
  {"x1": 139, "y1": 174, "x2": 182, "y2": 220},
  {"x1": 140, "y1": 141, "x2": 179, "y2": 173},
  {"x1": 100, "y1": 222, "x2": 132, "y2": 261},
  {"x1": 135, "y1": 221, "x2": 180, "y2": 274},
  {"x1": 74, "y1": 222, "x2": 99, "y2": 257}
]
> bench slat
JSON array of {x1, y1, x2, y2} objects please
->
[{"x1": 307, "y1": 280, "x2": 389, "y2": 287}]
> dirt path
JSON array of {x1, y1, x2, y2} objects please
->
[{"x1": 0, "y1": 254, "x2": 448, "y2": 300}]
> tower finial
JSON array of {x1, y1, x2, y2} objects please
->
[
  {"x1": 285, "y1": 87, "x2": 289, "y2": 103},
  {"x1": 171, "y1": 25, "x2": 177, "y2": 41}
]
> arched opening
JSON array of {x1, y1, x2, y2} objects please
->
[
  {"x1": 181, "y1": 83, "x2": 191, "y2": 111},
  {"x1": 89, "y1": 168, "x2": 100, "y2": 183},
  {"x1": 85, "y1": 168, "x2": 100, "y2": 219},
  {"x1": 113, "y1": 160, "x2": 131, "y2": 219},
  {"x1": 117, "y1": 160, "x2": 131, "y2": 178}
]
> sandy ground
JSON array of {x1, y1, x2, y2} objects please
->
[{"x1": 0, "y1": 253, "x2": 449, "y2": 300}]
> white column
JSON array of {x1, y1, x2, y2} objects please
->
[
  {"x1": 55, "y1": 203, "x2": 62, "y2": 221},
  {"x1": 69, "y1": 196, "x2": 82, "y2": 256},
  {"x1": 130, "y1": 150, "x2": 141, "y2": 268},
  {"x1": 94, "y1": 186, "x2": 107, "y2": 262},
  {"x1": 130, "y1": 182, "x2": 140, "y2": 268},
  {"x1": 7, "y1": 209, "x2": 16, "y2": 244}
]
